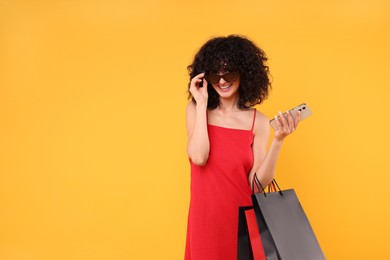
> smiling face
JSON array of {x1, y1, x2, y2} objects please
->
[{"x1": 209, "y1": 71, "x2": 240, "y2": 100}]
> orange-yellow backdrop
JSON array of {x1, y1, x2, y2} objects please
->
[{"x1": 1, "y1": 0, "x2": 389, "y2": 259}]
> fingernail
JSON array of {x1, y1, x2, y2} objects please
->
[{"x1": 278, "y1": 111, "x2": 282, "y2": 114}]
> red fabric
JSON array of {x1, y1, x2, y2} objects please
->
[
  {"x1": 185, "y1": 109, "x2": 256, "y2": 260},
  {"x1": 245, "y1": 209, "x2": 266, "y2": 260}
]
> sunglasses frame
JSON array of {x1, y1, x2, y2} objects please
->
[{"x1": 204, "y1": 71, "x2": 239, "y2": 84}]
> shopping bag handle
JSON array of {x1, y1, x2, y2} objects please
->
[{"x1": 252, "y1": 173, "x2": 283, "y2": 197}]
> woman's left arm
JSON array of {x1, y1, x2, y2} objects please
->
[{"x1": 248, "y1": 110, "x2": 300, "y2": 191}]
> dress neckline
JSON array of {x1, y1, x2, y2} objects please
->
[
  {"x1": 207, "y1": 123, "x2": 253, "y2": 132},
  {"x1": 206, "y1": 109, "x2": 257, "y2": 133}
]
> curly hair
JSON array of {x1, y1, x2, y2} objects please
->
[{"x1": 187, "y1": 35, "x2": 272, "y2": 109}]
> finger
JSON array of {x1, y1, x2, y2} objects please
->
[
  {"x1": 200, "y1": 79, "x2": 208, "y2": 94},
  {"x1": 286, "y1": 110, "x2": 294, "y2": 131},
  {"x1": 193, "y1": 72, "x2": 205, "y2": 81},
  {"x1": 189, "y1": 82, "x2": 198, "y2": 92},
  {"x1": 196, "y1": 78, "x2": 203, "y2": 88},
  {"x1": 189, "y1": 83, "x2": 201, "y2": 97},
  {"x1": 278, "y1": 111, "x2": 288, "y2": 130},
  {"x1": 197, "y1": 72, "x2": 206, "y2": 77},
  {"x1": 191, "y1": 73, "x2": 205, "y2": 84},
  {"x1": 274, "y1": 115, "x2": 282, "y2": 131},
  {"x1": 191, "y1": 77, "x2": 202, "y2": 86},
  {"x1": 202, "y1": 78, "x2": 208, "y2": 88},
  {"x1": 295, "y1": 110, "x2": 301, "y2": 129},
  {"x1": 191, "y1": 79, "x2": 203, "y2": 91}
]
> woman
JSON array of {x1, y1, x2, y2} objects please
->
[{"x1": 185, "y1": 35, "x2": 300, "y2": 260}]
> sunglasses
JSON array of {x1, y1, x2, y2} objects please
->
[{"x1": 204, "y1": 71, "x2": 239, "y2": 84}]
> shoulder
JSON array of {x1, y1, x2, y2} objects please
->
[
  {"x1": 253, "y1": 109, "x2": 270, "y2": 136},
  {"x1": 253, "y1": 109, "x2": 269, "y2": 124}
]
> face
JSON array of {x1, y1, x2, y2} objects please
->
[{"x1": 205, "y1": 71, "x2": 240, "y2": 99}]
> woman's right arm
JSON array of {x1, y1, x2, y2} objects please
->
[{"x1": 186, "y1": 73, "x2": 210, "y2": 166}]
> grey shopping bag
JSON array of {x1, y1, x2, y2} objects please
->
[{"x1": 251, "y1": 176, "x2": 325, "y2": 260}]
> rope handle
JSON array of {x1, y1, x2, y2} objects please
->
[{"x1": 251, "y1": 173, "x2": 284, "y2": 197}]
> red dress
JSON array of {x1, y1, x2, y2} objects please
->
[{"x1": 185, "y1": 109, "x2": 257, "y2": 260}]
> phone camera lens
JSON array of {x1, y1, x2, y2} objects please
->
[{"x1": 302, "y1": 107, "x2": 306, "y2": 110}]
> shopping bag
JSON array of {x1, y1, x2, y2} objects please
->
[
  {"x1": 237, "y1": 206, "x2": 266, "y2": 260},
  {"x1": 252, "y1": 176, "x2": 325, "y2": 260}
]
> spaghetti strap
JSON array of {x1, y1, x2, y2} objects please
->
[{"x1": 250, "y1": 109, "x2": 257, "y2": 131}]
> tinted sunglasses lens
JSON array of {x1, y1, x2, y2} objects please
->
[
  {"x1": 223, "y1": 72, "x2": 239, "y2": 82},
  {"x1": 205, "y1": 74, "x2": 221, "y2": 84}
]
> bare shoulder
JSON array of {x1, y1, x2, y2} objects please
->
[
  {"x1": 254, "y1": 109, "x2": 270, "y2": 125},
  {"x1": 253, "y1": 109, "x2": 270, "y2": 136}
]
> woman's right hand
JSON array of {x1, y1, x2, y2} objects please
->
[{"x1": 189, "y1": 73, "x2": 208, "y2": 105}]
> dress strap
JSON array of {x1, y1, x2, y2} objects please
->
[{"x1": 250, "y1": 109, "x2": 257, "y2": 131}]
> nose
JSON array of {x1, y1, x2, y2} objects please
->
[{"x1": 218, "y1": 76, "x2": 227, "y2": 84}]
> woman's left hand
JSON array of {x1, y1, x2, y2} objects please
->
[{"x1": 274, "y1": 110, "x2": 300, "y2": 141}]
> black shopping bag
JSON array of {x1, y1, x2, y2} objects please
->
[
  {"x1": 237, "y1": 206, "x2": 265, "y2": 260},
  {"x1": 252, "y1": 176, "x2": 325, "y2": 260},
  {"x1": 238, "y1": 206, "x2": 254, "y2": 260}
]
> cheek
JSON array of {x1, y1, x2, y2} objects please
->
[
  {"x1": 234, "y1": 77, "x2": 240, "y2": 86},
  {"x1": 234, "y1": 79, "x2": 240, "y2": 88}
]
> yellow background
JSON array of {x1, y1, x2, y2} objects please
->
[{"x1": 1, "y1": 0, "x2": 389, "y2": 259}]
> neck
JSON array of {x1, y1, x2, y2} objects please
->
[{"x1": 218, "y1": 96, "x2": 240, "y2": 113}]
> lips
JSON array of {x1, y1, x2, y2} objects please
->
[{"x1": 218, "y1": 84, "x2": 232, "y2": 92}]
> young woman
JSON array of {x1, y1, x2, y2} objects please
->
[{"x1": 185, "y1": 35, "x2": 300, "y2": 260}]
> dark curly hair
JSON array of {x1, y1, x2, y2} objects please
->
[{"x1": 187, "y1": 35, "x2": 271, "y2": 109}]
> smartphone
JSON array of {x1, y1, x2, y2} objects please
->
[{"x1": 269, "y1": 103, "x2": 312, "y2": 131}]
